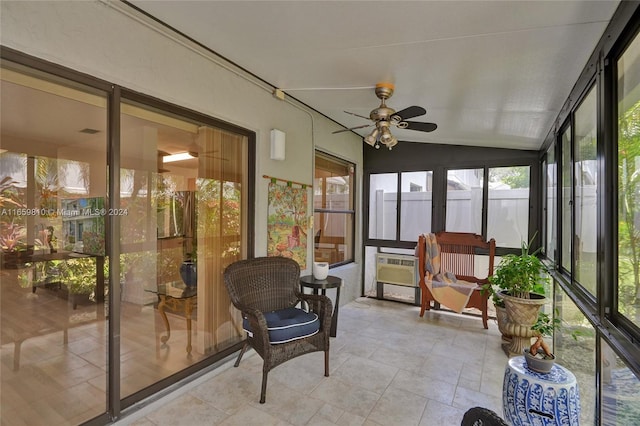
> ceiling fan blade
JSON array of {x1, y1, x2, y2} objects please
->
[
  {"x1": 332, "y1": 124, "x2": 373, "y2": 134},
  {"x1": 343, "y1": 110, "x2": 371, "y2": 120},
  {"x1": 404, "y1": 121, "x2": 437, "y2": 132},
  {"x1": 393, "y1": 106, "x2": 426, "y2": 120}
]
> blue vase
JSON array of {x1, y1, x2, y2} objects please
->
[{"x1": 180, "y1": 261, "x2": 197, "y2": 287}]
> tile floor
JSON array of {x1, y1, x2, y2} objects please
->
[{"x1": 115, "y1": 297, "x2": 508, "y2": 426}]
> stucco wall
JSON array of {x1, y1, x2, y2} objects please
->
[{"x1": 0, "y1": 0, "x2": 363, "y2": 305}]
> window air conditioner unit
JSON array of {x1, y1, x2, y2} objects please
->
[{"x1": 375, "y1": 253, "x2": 418, "y2": 287}]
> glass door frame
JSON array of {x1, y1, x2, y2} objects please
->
[{"x1": 1, "y1": 46, "x2": 256, "y2": 424}]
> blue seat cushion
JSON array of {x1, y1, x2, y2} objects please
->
[{"x1": 243, "y1": 307, "x2": 320, "y2": 344}]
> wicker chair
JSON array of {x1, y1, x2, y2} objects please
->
[
  {"x1": 461, "y1": 407, "x2": 508, "y2": 426},
  {"x1": 223, "y1": 256, "x2": 332, "y2": 403}
]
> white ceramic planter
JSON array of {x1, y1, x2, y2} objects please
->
[{"x1": 312, "y1": 261, "x2": 329, "y2": 280}]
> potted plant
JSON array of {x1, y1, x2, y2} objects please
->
[
  {"x1": 524, "y1": 311, "x2": 557, "y2": 373},
  {"x1": 481, "y1": 284, "x2": 511, "y2": 341},
  {"x1": 489, "y1": 235, "x2": 549, "y2": 356},
  {"x1": 59, "y1": 258, "x2": 97, "y2": 308},
  {"x1": 492, "y1": 293, "x2": 512, "y2": 342}
]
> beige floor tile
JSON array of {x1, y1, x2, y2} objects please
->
[
  {"x1": 335, "y1": 334, "x2": 382, "y2": 359},
  {"x1": 313, "y1": 403, "x2": 345, "y2": 423},
  {"x1": 189, "y1": 367, "x2": 262, "y2": 414},
  {"x1": 452, "y1": 385, "x2": 503, "y2": 415},
  {"x1": 246, "y1": 380, "x2": 325, "y2": 425},
  {"x1": 367, "y1": 386, "x2": 428, "y2": 426},
  {"x1": 479, "y1": 372, "x2": 504, "y2": 397},
  {"x1": 128, "y1": 418, "x2": 157, "y2": 426},
  {"x1": 309, "y1": 377, "x2": 380, "y2": 418},
  {"x1": 306, "y1": 416, "x2": 338, "y2": 426},
  {"x1": 331, "y1": 356, "x2": 398, "y2": 395},
  {"x1": 144, "y1": 394, "x2": 227, "y2": 426},
  {"x1": 217, "y1": 404, "x2": 291, "y2": 426},
  {"x1": 419, "y1": 354, "x2": 463, "y2": 385},
  {"x1": 335, "y1": 411, "x2": 366, "y2": 426},
  {"x1": 2, "y1": 298, "x2": 512, "y2": 425},
  {"x1": 266, "y1": 351, "x2": 333, "y2": 395},
  {"x1": 419, "y1": 399, "x2": 466, "y2": 426},
  {"x1": 367, "y1": 346, "x2": 427, "y2": 374},
  {"x1": 390, "y1": 369, "x2": 456, "y2": 405}
]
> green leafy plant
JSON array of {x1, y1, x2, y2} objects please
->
[
  {"x1": 38, "y1": 258, "x2": 97, "y2": 296},
  {"x1": 480, "y1": 283, "x2": 504, "y2": 307},
  {"x1": 488, "y1": 234, "x2": 548, "y2": 299},
  {"x1": 530, "y1": 311, "x2": 557, "y2": 359},
  {"x1": 0, "y1": 222, "x2": 26, "y2": 252},
  {"x1": 530, "y1": 310, "x2": 582, "y2": 359},
  {"x1": 531, "y1": 311, "x2": 560, "y2": 338},
  {"x1": 62, "y1": 258, "x2": 98, "y2": 295}
]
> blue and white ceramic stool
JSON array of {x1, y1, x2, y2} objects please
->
[{"x1": 503, "y1": 356, "x2": 580, "y2": 425}]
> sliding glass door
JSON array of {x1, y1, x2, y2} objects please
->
[
  {"x1": 1, "y1": 63, "x2": 108, "y2": 425},
  {"x1": 0, "y1": 58, "x2": 254, "y2": 424},
  {"x1": 118, "y1": 101, "x2": 249, "y2": 397}
]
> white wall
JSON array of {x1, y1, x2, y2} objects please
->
[{"x1": 1, "y1": 0, "x2": 364, "y2": 304}]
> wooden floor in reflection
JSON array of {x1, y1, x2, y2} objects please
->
[{"x1": 0, "y1": 269, "x2": 238, "y2": 426}]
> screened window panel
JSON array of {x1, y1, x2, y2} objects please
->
[
  {"x1": 369, "y1": 173, "x2": 398, "y2": 240},
  {"x1": 400, "y1": 171, "x2": 433, "y2": 241},
  {"x1": 617, "y1": 30, "x2": 640, "y2": 324},
  {"x1": 561, "y1": 128, "x2": 572, "y2": 272},
  {"x1": 446, "y1": 169, "x2": 483, "y2": 234},
  {"x1": 574, "y1": 86, "x2": 597, "y2": 296},
  {"x1": 554, "y1": 283, "x2": 596, "y2": 424},
  {"x1": 487, "y1": 166, "x2": 530, "y2": 248},
  {"x1": 601, "y1": 338, "x2": 640, "y2": 424},
  {"x1": 546, "y1": 145, "x2": 557, "y2": 261}
]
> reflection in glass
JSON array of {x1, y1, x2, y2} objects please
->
[
  {"x1": 369, "y1": 173, "x2": 398, "y2": 240},
  {"x1": 617, "y1": 31, "x2": 640, "y2": 325},
  {"x1": 546, "y1": 145, "x2": 557, "y2": 261},
  {"x1": 314, "y1": 153, "x2": 354, "y2": 265},
  {"x1": 574, "y1": 87, "x2": 597, "y2": 295},
  {"x1": 561, "y1": 128, "x2": 572, "y2": 272},
  {"x1": 487, "y1": 166, "x2": 530, "y2": 248},
  {"x1": 313, "y1": 212, "x2": 354, "y2": 265},
  {"x1": 601, "y1": 338, "x2": 640, "y2": 425},
  {"x1": 0, "y1": 65, "x2": 108, "y2": 424},
  {"x1": 119, "y1": 103, "x2": 247, "y2": 398},
  {"x1": 553, "y1": 283, "x2": 596, "y2": 424},
  {"x1": 400, "y1": 171, "x2": 433, "y2": 241},
  {"x1": 446, "y1": 169, "x2": 483, "y2": 234}
]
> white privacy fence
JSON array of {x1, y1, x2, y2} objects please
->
[{"x1": 369, "y1": 187, "x2": 597, "y2": 253}]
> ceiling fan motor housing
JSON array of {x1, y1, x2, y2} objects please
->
[
  {"x1": 375, "y1": 82, "x2": 394, "y2": 100},
  {"x1": 370, "y1": 106, "x2": 396, "y2": 121}
]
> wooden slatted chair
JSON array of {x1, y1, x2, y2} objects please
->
[{"x1": 417, "y1": 231, "x2": 496, "y2": 328}]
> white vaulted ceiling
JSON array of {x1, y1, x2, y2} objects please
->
[{"x1": 129, "y1": 0, "x2": 619, "y2": 150}]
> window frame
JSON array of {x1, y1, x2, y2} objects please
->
[{"x1": 314, "y1": 150, "x2": 355, "y2": 267}]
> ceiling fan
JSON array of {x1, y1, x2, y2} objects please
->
[{"x1": 332, "y1": 82, "x2": 437, "y2": 150}]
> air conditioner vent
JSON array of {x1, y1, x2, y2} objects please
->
[{"x1": 376, "y1": 253, "x2": 418, "y2": 287}]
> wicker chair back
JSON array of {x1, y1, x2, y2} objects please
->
[{"x1": 224, "y1": 256, "x2": 300, "y2": 313}]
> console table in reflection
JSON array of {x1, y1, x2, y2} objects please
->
[
  {"x1": 26, "y1": 251, "x2": 105, "y2": 316},
  {"x1": 146, "y1": 281, "x2": 197, "y2": 354}
]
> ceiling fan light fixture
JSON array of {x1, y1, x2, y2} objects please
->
[
  {"x1": 388, "y1": 137, "x2": 398, "y2": 150},
  {"x1": 379, "y1": 126, "x2": 393, "y2": 145},
  {"x1": 364, "y1": 128, "x2": 379, "y2": 146},
  {"x1": 335, "y1": 83, "x2": 437, "y2": 150}
]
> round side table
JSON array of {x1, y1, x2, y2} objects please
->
[
  {"x1": 503, "y1": 356, "x2": 580, "y2": 426},
  {"x1": 299, "y1": 275, "x2": 342, "y2": 337}
]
